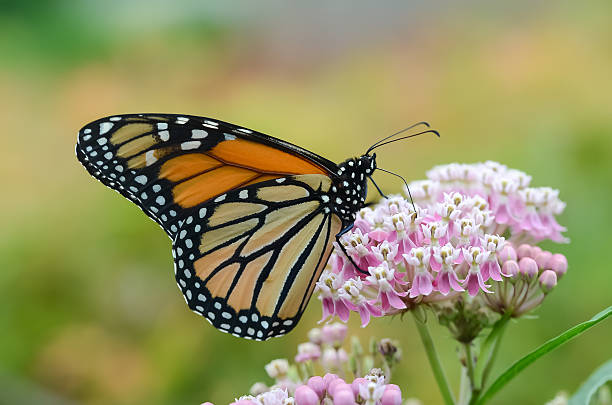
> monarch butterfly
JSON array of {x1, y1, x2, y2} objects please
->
[{"x1": 76, "y1": 114, "x2": 437, "y2": 340}]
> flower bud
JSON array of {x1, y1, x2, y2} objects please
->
[
  {"x1": 518, "y1": 257, "x2": 538, "y2": 279},
  {"x1": 264, "y1": 359, "x2": 289, "y2": 379},
  {"x1": 351, "y1": 378, "x2": 368, "y2": 398},
  {"x1": 377, "y1": 338, "x2": 398, "y2": 357},
  {"x1": 497, "y1": 244, "x2": 517, "y2": 262},
  {"x1": 350, "y1": 336, "x2": 363, "y2": 356},
  {"x1": 516, "y1": 244, "x2": 533, "y2": 258},
  {"x1": 385, "y1": 384, "x2": 401, "y2": 393},
  {"x1": 307, "y1": 328, "x2": 322, "y2": 345},
  {"x1": 322, "y1": 323, "x2": 348, "y2": 347},
  {"x1": 307, "y1": 376, "x2": 325, "y2": 399},
  {"x1": 531, "y1": 246, "x2": 543, "y2": 257},
  {"x1": 333, "y1": 388, "x2": 357, "y2": 405},
  {"x1": 539, "y1": 270, "x2": 557, "y2": 293},
  {"x1": 329, "y1": 380, "x2": 352, "y2": 397},
  {"x1": 249, "y1": 382, "x2": 268, "y2": 396},
  {"x1": 231, "y1": 400, "x2": 257, "y2": 405},
  {"x1": 502, "y1": 260, "x2": 520, "y2": 279},
  {"x1": 323, "y1": 373, "x2": 339, "y2": 390},
  {"x1": 551, "y1": 253, "x2": 568, "y2": 278},
  {"x1": 295, "y1": 385, "x2": 319, "y2": 405},
  {"x1": 381, "y1": 386, "x2": 402, "y2": 405},
  {"x1": 322, "y1": 348, "x2": 338, "y2": 368},
  {"x1": 295, "y1": 342, "x2": 321, "y2": 363},
  {"x1": 534, "y1": 251, "x2": 553, "y2": 269}
]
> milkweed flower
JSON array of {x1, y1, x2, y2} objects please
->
[{"x1": 316, "y1": 161, "x2": 568, "y2": 339}]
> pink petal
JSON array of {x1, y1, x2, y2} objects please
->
[
  {"x1": 357, "y1": 306, "x2": 371, "y2": 327},
  {"x1": 480, "y1": 261, "x2": 491, "y2": 281},
  {"x1": 385, "y1": 291, "x2": 407, "y2": 309},
  {"x1": 430, "y1": 258, "x2": 442, "y2": 272},
  {"x1": 476, "y1": 271, "x2": 493, "y2": 294},
  {"x1": 449, "y1": 271, "x2": 465, "y2": 291},
  {"x1": 488, "y1": 260, "x2": 504, "y2": 281},
  {"x1": 335, "y1": 300, "x2": 350, "y2": 322},
  {"x1": 435, "y1": 271, "x2": 451, "y2": 295}
]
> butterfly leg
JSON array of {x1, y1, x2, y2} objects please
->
[
  {"x1": 369, "y1": 177, "x2": 388, "y2": 199},
  {"x1": 335, "y1": 224, "x2": 369, "y2": 276}
]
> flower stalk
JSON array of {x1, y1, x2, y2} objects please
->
[{"x1": 412, "y1": 312, "x2": 455, "y2": 405}]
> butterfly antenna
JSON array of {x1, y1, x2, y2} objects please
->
[
  {"x1": 366, "y1": 122, "x2": 431, "y2": 154},
  {"x1": 377, "y1": 167, "x2": 417, "y2": 212},
  {"x1": 368, "y1": 129, "x2": 440, "y2": 153}
]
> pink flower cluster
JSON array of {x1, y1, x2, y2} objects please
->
[
  {"x1": 227, "y1": 373, "x2": 403, "y2": 405},
  {"x1": 316, "y1": 161, "x2": 568, "y2": 326}
]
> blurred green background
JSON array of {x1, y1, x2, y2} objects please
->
[{"x1": 1, "y1": 1, "x2": 611, "y2": 404}]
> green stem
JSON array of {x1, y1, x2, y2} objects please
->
[
  {"x1": 464, "y1": 343, "x2": 479, "y2": 405},
  {"x1": 412, "y1": 312, "x2": 455, "y2": 405},
  {"x1": 464, "y1": 343, "x2": 475, "y2": 385},
  {"x1": 473, "y1": 313, "x2": 511, "y2": 391},
  {"x1": 481, "y1": 320, "x2": 509, "y2": 388},
  {"x1": 458, "y1": 367, "x2": 471, "y2": 405}
]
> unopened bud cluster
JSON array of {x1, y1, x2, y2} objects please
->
[{"x1": 209, "y1": 323, "x2": 406, "y2": 405}]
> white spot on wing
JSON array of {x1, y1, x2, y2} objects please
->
[
  {"x1": 181, "y1": 141, "x2": 201, "y2": 150},
  {"x1": 159, "y1": 130, "x2": 170, "y2": 141},
  {"x1": 176, "y1": 116, "x2": 189, "y2": 124},
  {"x1": 191, "y1": 129, "x2": 207, "y2": 139},
  {"x1": 157, "y1": 122, "x2": 168, "y2": 130},
  {"x1": 99, "y1": 122, "x2": 113, "y2": 135},
  {"x1": 135, "y1": 175, "x2": 147, "y2": 184},
  {"x1": 145, "y1": 150, "x2": 157, "y2": 166},
  {"x1": 224, "y1": 133, "x2": 237, "y2": 141}
]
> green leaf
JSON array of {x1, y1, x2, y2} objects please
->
[
  {"x1": 568, "y1": 358, "x2": 612, "y2": 405},
  {"x1": 476, "y1": 306, "x2": 612, "y2": 405}
]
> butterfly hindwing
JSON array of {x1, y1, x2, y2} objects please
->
[
  {"x1": 76, "y1": 114, "x2": 337, "y2": 239},
  {"x1": 173, "y1": 174, "x2": 341, "y2": 340}
]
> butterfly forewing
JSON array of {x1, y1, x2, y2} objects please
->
[{"x1": 76, "y1": 114, "x2": 334, "y2": 239}]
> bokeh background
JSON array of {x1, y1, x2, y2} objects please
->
[{"x1": 1, "y1": 1, "x2": 611, "y2": 404}]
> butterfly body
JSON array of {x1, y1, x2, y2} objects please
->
[{"x1": 76, "y1": 114, "x2": 376, "y2": 340}]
